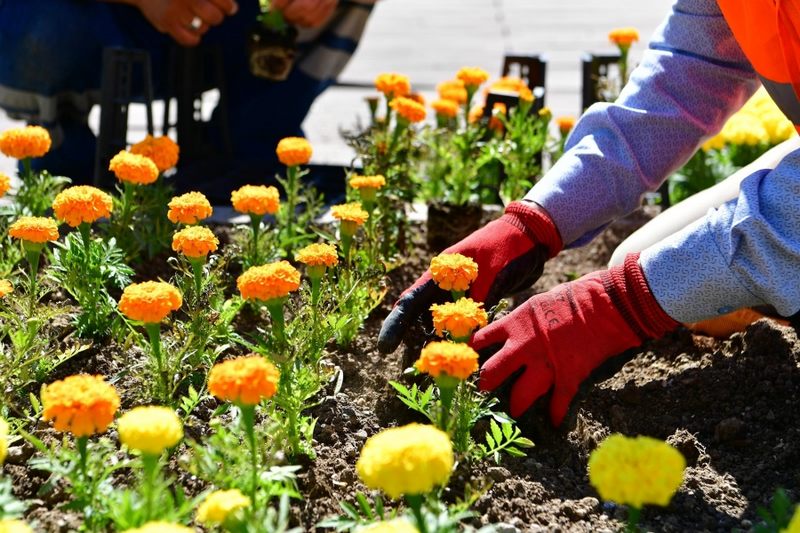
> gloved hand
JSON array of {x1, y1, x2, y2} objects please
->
[
  {"x1": 378, "y1": 201, "x2": 563, "y2": 353},
  {"x1": 473, "y1": 253, "x2": 679, "y2": 425}
]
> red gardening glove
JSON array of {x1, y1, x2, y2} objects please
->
[
  {"x1": 473, "y1": 253, "x2": 679, "y2": 426},
  {"x1": 378, "y1": 201, "x2": 563, "y2": 353}
]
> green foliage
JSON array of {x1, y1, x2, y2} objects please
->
[
  {"x1": 0, "y1": 477, "x2": 27, "y2": 520},
  {"x1": 13, "y1": 166, "x2": 70, "y2": 216},
  {"x1": 667, "y1": 148, "x2": 736, "y2": 206},
  {"x1": 48, "y1": 231, "x2": 133, "y2": 339},
  {"x1": 474, "y1": 418, "x2": 535, "y2": 464},
  {"x1": 107, "y1": 178, "x2": 175, "y2": 262},
  {"x1": 755, "y1": 489, "x2": 796, "y2": 533},
  {"x1": 491, "y1": 101, "x2": 549, "y2": 202},
  {"x1": 317, "y1": 492, "x2": 393, "y2": 531}
]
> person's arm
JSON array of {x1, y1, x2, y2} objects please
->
[
  {"x1": 527, "y1": 0, "x2": 760, "y2": 247},
  {"x1": 102, "y1": 0, "x2": 239, "y2": 46}
]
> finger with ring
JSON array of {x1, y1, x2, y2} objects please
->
[{"x1": 190, "y1": 16, "x2": 203, "y2": 31}]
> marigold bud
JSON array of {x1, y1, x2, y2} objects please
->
[
  {"x1": 357, "y1": 423, "x2": 453, "y2": 499},
  {"x1": 556, "y1": 115, "x2": 576, "y2": 136},
  {"x1": 208, "y1": 355, "x2": 280, "y2": 405},
  {"x1": 41, "y1": 375, "x2": 120, "y2": 437},
  {"x1": 390, "y1": 96, "x2": 426, "y2": 123},
  {"x1": 375, "y1": 72, "x2": 411, "y2": 99},
  {"x1": 117, "y1": 406, "x2": 183, "y2": 455},
  {"x1": 276, "y1": 137, "x2": 313, "y2": 166},
  {"x1": 608, "y1": 27, "x2": 639, "y2": 47},
  {"x1": 52, "y1": 186, "x2": 113, "y2": 227},
  {"x1": 588, "y1": 434, "x2": 685, "y2": 509}
]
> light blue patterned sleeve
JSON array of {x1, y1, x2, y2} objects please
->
[
  {"x1": 641, "y1": 150, "x2": 800, "y2": 321},
  {"x1": 525, "y1": 0, "x2": 759, "y2": 246}
]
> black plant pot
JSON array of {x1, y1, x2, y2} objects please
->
[
  {"x1": 247, "y1": 24, "x2": 298, "y2": 81},
  {"x1": 426, "y1": 201, "x2": 483, "y2": 252}
]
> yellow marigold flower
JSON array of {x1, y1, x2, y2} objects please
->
[
  {"x1": 0, "y1": 418, "x2": 8, "y2": 466},
  {"x1": 167, "y1": 191, "x2": 213, "y2": 225},
  {"x1": 430, "y1": 253, "x2": 478, "y2": 292},
  {"x1": 390, "y1": 96, "x2": 426, "y2": 123},
  {"x1": 416, "y1": 341, "x2": 478, "y2": 381},
  {"x1": 331, "y1": 202, "x2": 369, "y2": 225},
  {"x1": 608, "y1": 27, "x2": 640, "y2": 47},
  {"x1": 117, "y1": 406, "x2": 183, "y2": 455},
  {"x1": 588, "y1": 434, "x2": 686, "y2": 508},
  {"x1": 430, "y1": 297, "x2": 488, "y2": 340},
  {"x1": 0, "y1": 520, "x2": 34, "y2": 533},
  {"x1": 356, "y1": 423, "x2": 453, "y2": 499},
  {"x1": 276, "y1": 136, "x2": 313, "y2": 166},
  {"x1": 172, "y1": 226, "x2": 219, "y2": 259},
  {"x1": 0, "y1": 125, "x2": 51, "y2": 159},
  {"x1": 437, "y1": 79, "x2": 467, "y2": 105},
  {"x1": 296, "y1": 243, "x2": 339, "y2": 269},
  {"x1": 456, "y1": 67, "x2": 489, "y2": 88},
  {"x1": 208, "y1": 355, "x2": 280, "y2": 405},
  {"x1": 123, "y1": 522, "x2": 194, "y2": 533},
  {"x1": 196, "y1": 489, "x2": 251, "y2": 525},
  {"x1": 9, "y1": 216, "x2": 59, "y2": 244},
  {"x1": 231, "y1": 185, "x2": 280, "y2": 216},
  {"x1": 784, "y1": 506, "x2": 800, "y2": 533},
  {"x1": 556, "y1": 115, "x2": 577, "y2": 136},
  {"x1": 375, "y1": 72, "x2": 411, "y2": 99},
  {"x1": 41, "y1": 375, "x2": 120, "y2": 437},
  {"x1": 237, "y1": 261, "x2": 301, "y2": 302},
  {"x1": 0, "y1": 279, "x2": 13, "y2": 298},
  {"x1": 349, "y1": 174, "x2": 386, "y2": 191},
  {"x1": 52, "y1": 186, "x2": 113, "y2": 227},
  {"x1": 109, "y1": 150, "x2": 159, "y2": 185},
  {"x1": 361, "y1": 519, "x2": 419, "y2": 533},
  {"x1": 118, "y1": 281, "x2": 182, "y2": 323},
  {"x1": 488, "y1": 76, "x2": 534, "y2": 102},
  {"x1": 130, "y1": 134, "x2": 180, "y2": 173},
  {"x1": 431, "y1": 99, "x2": 459, "y2": 119},
  {"x1": 0, "y1": 173, "x2": 10, "y2": 197}
]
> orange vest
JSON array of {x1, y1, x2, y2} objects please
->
[{"x1": 718, "y1": 0, "x2": 800, "y2": 130}]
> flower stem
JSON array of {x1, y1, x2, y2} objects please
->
[
  {"x1": 26, "y1": 248, "x2": 41, "y2": 317},
  {"x1": 450, "y1": 290, "x2": 464, "y2": 302},
  {"x1": 279, "y1": 361, "x2": 301, "y2": 458},
  {"x1": 405, "y1": 494, "x2": 428, "y2": 533},
  {"x1": 266, "y1": 299, "x2": 287, "y2": 348},
  {"x1": 284, "y1": 165, "x2": 298, "y2": 255},
  {"x1": 240, "y1": 404, "x2": 259, "y2": 506},
  {"x1": 121, "y1": 183, "x2": 134, "y2": 228},
  {"x1": 438, "y1": 383, "x2": 455, "y2": 432},
  {"x1": 626, "y1": 506, "x2": 641, "y2": 533},
  {"x1": 189, "y1": 257, "x2": 204, "y2": 298},
  {"x1": 145, "y1": 323, "x2": 168, "y2": 400},
  {"x1": 250, "y1": 214, "x2": 261, "y2": 266},
  {"x1": 141, "y1": 453, "x2": 159, "y2": 521}
]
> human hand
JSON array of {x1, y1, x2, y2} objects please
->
[
  {"x1": 473, "y1": 254, "x2": 679, "y2": 425},
  {"x1": 135, "y1": 0, "x2": 239, "y2": 46},
  {"x1": 377, "y1": 201, "x2": 563, "y2": 354},
  {"x1": 271, "y1": 0, "x2": 338, "y2": 28}
]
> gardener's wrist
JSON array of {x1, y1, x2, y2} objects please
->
[{"x1": 503, "y1": 200, "x2": 563, "y2": 258}]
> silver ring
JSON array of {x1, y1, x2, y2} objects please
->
[{"x1": 189, "y1": 16, "x2": 203, "y2": 31}]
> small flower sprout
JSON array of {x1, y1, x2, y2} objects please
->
[
  {"x1": 349, "y1": 174, "x2": 386, "y2": 212},
  {"x1": 330, "y1": 202, "x2": 369, "y2": 261},
  {"x1": 296, "y1": 242, "x2": 338, "y2": 306},
  {"x1": 430, "y1": 252, "x2": 478, "y2": 300},
  {"x1": 589, "y1": 434, "x2": 686, "y2": 530},
  {"x1": 237, "y1": 261, "x2": 301, "y2": 347},
  {"x1": 430, "y1": 297, "x2": 488, "y2": 342},
  {"x1": 231, "y1": 184, "x2": 280, "y2": 265},
  {"x1": 172, "y1": 225, "x2": 219, "y2": 295}
]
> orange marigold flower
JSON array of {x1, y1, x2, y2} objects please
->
[
  {"x1": 349, "y1": 175, "x2": 386, "y2": 191},
  {"x1": 608, "y1": 27, "x2": 640, "y2": 47},
  {"x1": 231, "y1": 185, "x2": 280, "y2": 216},
  {"x1": 431, "y1": 99, "x2": 459, "y2": 119},
  {"x1": 295, "y1": 242, "x2": 339, "y2": 268},
  {"x1": 331, "y1": 202, "x2": 369, "y2": 226},
  {"x1": 375, "y1": 72, "x2": 411, "y2": 99},
  {"x1": 237, "y1": 261, "x2": 301, "y2": 302},
  {"x1": 437, "y1": 79, "x2": 467, "y2": 105},
  {"x1": 208, "y1": 355, "x2": 280, "y2": 405},
  {"x1": 456, "y1": 67, "x2": 489, "y2": 88},
  {"x1": 416, "y1": 341, "x2": 479, "y2": 381},
  {"x1": 430, "y1": 253, "x2": 478, "y2": 292},
  {"x1": 118, "y1": 281, "x2": 182, "y2": 323},
  {"x1": 41, "y1": 375, "x2": 120, "y2": 437},
  {"x1": 9, "y1": 216, "x2": 59, "y2": 244},
  {"x1": 0, "y1": 173, "x2": 11, "y2": 197},
  {"x1": 109, "y1": 150, "x2": 159, "y2": 185},
  {"x1": 556, "y1": 115, "x2": 577, "y2": 135},
  {"x1": 167, "y1": 191, "x2": 212, "y2": 225},
  {"x1": 408, "y1": 92, "x2": 426, "y2": 106},
  {"x1": 390, "y1": 97, "x2": 426, "y2": 123},
  {"x1": 488, "y1": 76, "x2": 535, "y2": 102},
  {"x1": 172, "y1": 226, "x2": 219, "y2": 258},
  {"x1": 430, "y1": 297, "x2": 488, "y2": 340},
  {"x1": 276, "y1": 137, "x2": 313, "y2": 166},
  {"x1": 0, "y1": 126, "x2": 51, "y2": 159},
  {"x1": 0, "y1": 279, "x2": 12, "y2": 298},
  {"x1": 468, "y1": 105, "x2": 484, "y2": 125},
  {"x1": 130, "y1": 134, "x2": 180, "y2": 173},
  {"x1": 52, "y1": 186, "x2": 113, "y2": 227}
]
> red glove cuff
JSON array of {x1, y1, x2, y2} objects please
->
[
  {"x1": 503, "y1": 201, "x2": 563, "y2": 258},
  {"x1": 601, "y1": 253, "x2": 680, "y2": 341}
]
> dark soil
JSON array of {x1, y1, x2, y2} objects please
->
[{"x1": 8, "y1": 205, "x2": 800, "y2": 532}]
